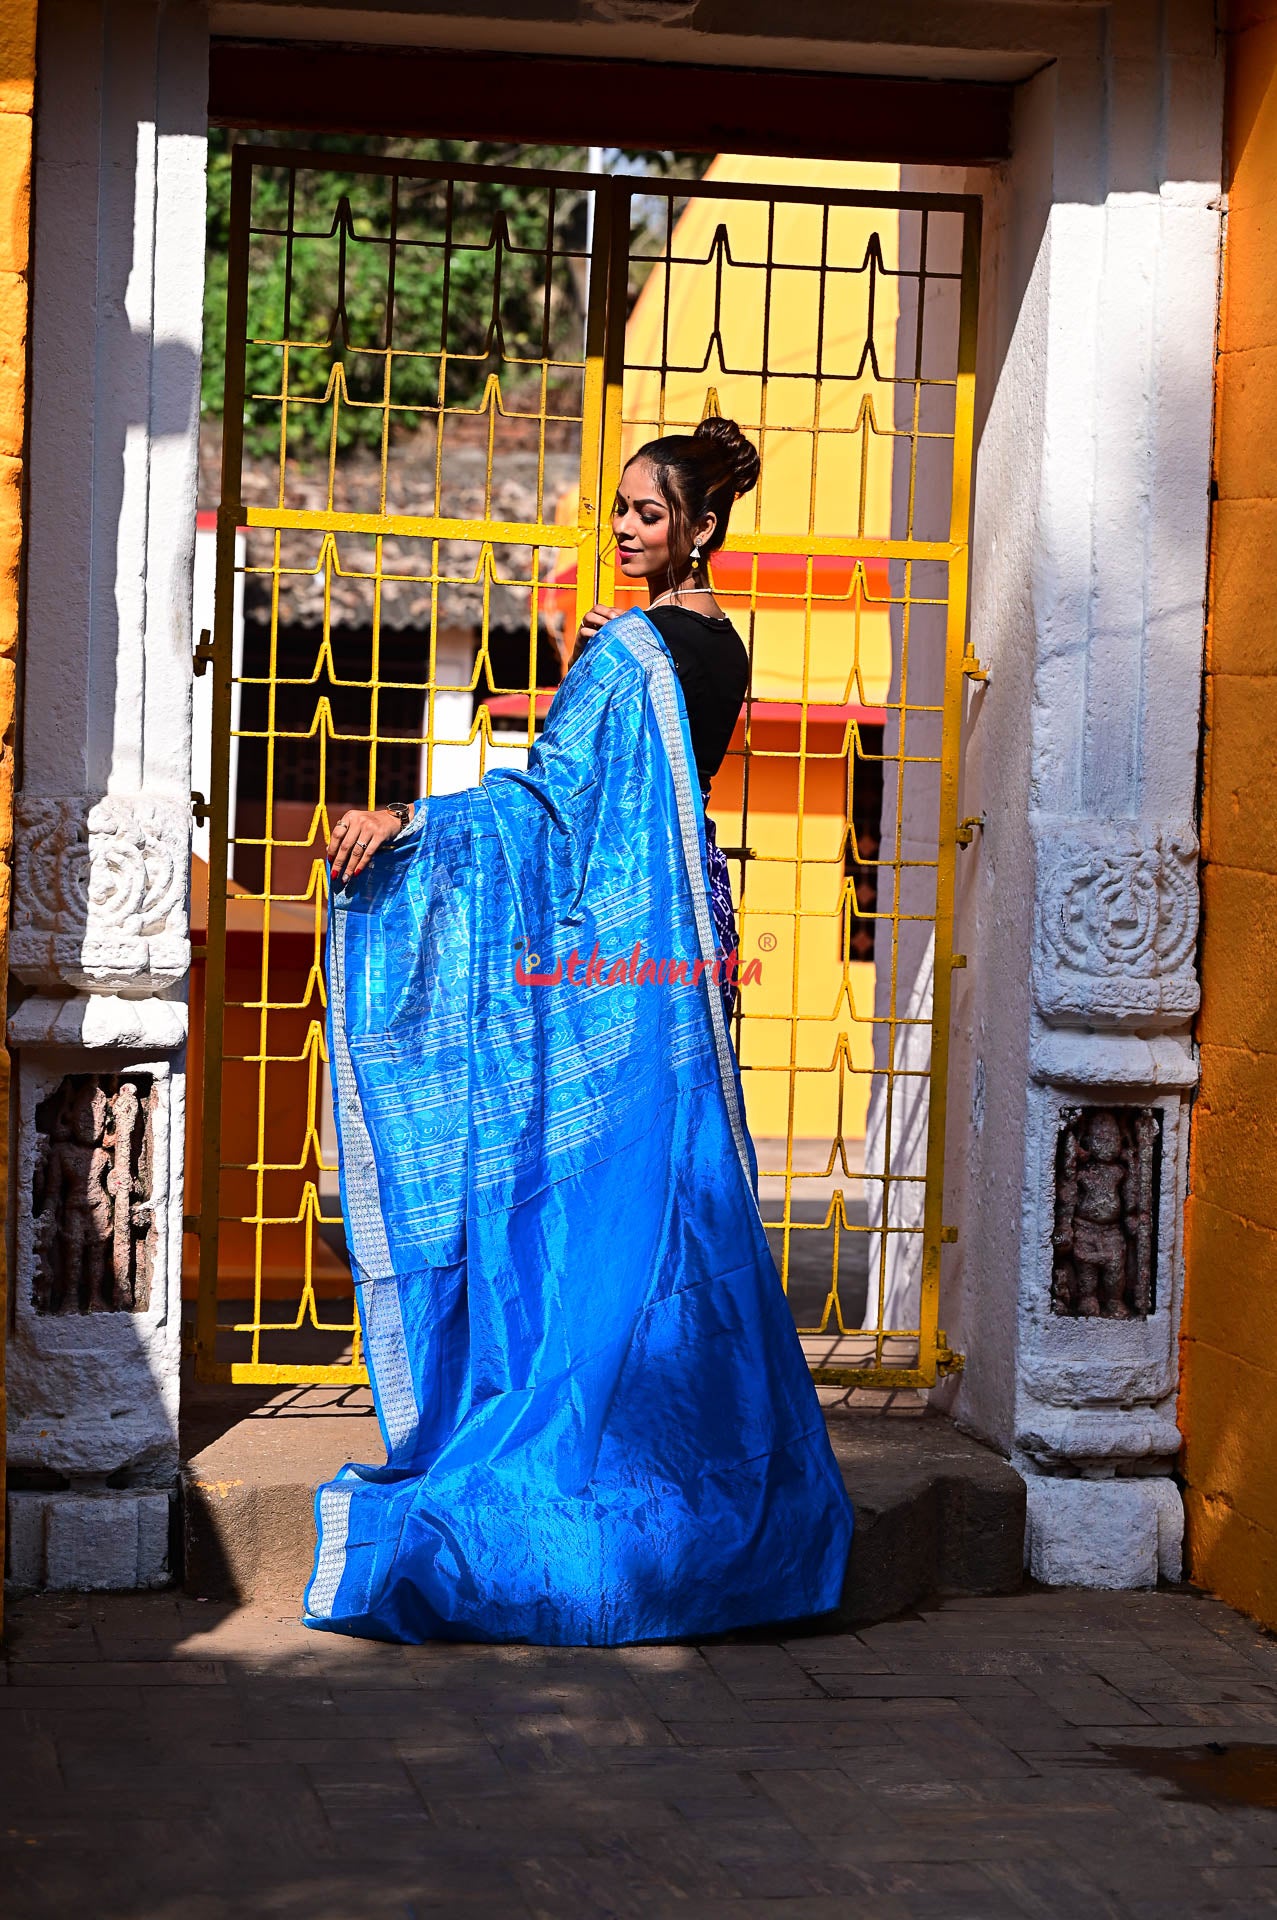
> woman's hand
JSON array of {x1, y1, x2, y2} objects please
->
[
  {"x1": 327, "y1": 807, "x2": 403, "y2": 885},
  {"x1": 570, "y1": 602, "x2": 617, "y2": 667}
]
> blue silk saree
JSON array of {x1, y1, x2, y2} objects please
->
[{"x1": 305, "y1": 608, "x2": 854, "y2": 1645}]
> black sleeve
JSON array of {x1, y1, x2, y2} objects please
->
[
  {"x1": 647, "y1": 610, "x2": 720, "y2": 777},
  {"x1": 659, "y1": 630, "x2": 703, "y2": 707}
]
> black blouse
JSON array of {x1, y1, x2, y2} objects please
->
[{"x1": 646, "y1": 606, "x2": 750, "y2": 782}]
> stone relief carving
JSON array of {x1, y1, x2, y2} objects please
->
[
  {"x1": 32, "y1": 1073, "x2": 155, "y2": 1314},
  {"x1": 11, "y1": 793, "x2": 189, "y2": 993},
  {"x1": 1051, "y1": 1105, "x2": 1160, "y2": 1320},
  {"x1": 1033, "y1": 820, "x2": 1198, "y2": 1026}
]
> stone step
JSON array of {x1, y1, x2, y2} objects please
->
[
  {"x1": 823, "y1": 1409, "x2": 1027, "y2": 1624},
  {"x1": 181, "y1": 1385, "x2": 1026, "y2": 1623}
]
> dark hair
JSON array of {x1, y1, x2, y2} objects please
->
[{"x1": 623, "y1": 416, "x2": 760, "y2": 589}]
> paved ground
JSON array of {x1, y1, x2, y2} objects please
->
[{"x1": 7, "y1": 1585, "x2": 1277, "y2": 1918}]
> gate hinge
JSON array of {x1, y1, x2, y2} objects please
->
[
  {"x1": 191, "y1": 789, "x2": 209, "y2": 826},
  {"x1": 193, "y1": 628, "x2": 216, "y2": 676},
  {"x1": 935, "y1": 1333, "x2": 966, "y2": 1377},
  {"x1": 961, "y1": 647, "x2": 989, "y2": 683},
  {"x1": 951, "y1": 952, "x2": 967, "y2": 969},
  {"x1": 940, "y1": 1224, "x2": 959, "y2": 1244},
  {"x1": 955, "y1": 814, "x2": 984, "y2": 847}
]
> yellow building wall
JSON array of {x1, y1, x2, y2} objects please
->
[
  {"x1": 0, "y1": 0, "x2": 36, "y2": 1621},
  {"x1": 1182, "y1": 0, "x2": 1277, "y2": 1626}
]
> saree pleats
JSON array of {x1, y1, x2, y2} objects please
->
[{"x1": 306, "y1": 609, "x2": 853, "y2": 1645}]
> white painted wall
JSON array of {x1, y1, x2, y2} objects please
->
[
  {"x1": 929, "y1": 19, "x2": 1222, "y2": 1585},
  {"x1": 7, "y1": 0, "x2": 208, "y2": 1589}
]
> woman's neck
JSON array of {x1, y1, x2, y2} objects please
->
[{"x1": 648, "y1": 574, "x2": 717, "y2": 611}]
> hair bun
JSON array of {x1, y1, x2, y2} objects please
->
[{"x1": 694, "y1": 415, "x2": 760, "y2": 497}]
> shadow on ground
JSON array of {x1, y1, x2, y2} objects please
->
[{"x1": 6, "y1": 1584, "x2": 1277, "y2": 1919}]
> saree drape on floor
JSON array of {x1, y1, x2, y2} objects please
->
[{"x1": 306, "y1": 609, "x2": 853, "y2": 1646}]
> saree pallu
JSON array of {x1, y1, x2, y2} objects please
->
[{"x1": 306, "y1": 608, "x2": 853, "y2": 1646}]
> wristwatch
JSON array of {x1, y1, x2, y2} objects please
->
[{"x1": 385, "y1": 801, "x2": 413, "y2": 836}]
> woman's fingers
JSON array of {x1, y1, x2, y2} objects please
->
[
  {"x1": 326, "y1": 812, "x2": 354, "y2": 872},
  {"x1": 328, "y1": 810, "x2": 377, "y2": 883},
  {"x1": 348, "y1": 819, "x2": 393, "y2": 879},
  {"x1": 571, "y1": 603, "x2": 619, "y2": 663}
]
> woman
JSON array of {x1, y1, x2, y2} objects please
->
[{"x1": 309, "y1": 417, "x2": 854, "y2": 1646}]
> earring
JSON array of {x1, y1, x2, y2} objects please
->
[{"x1": 690, "y1": 543, "x2": 702, "y2": 566}]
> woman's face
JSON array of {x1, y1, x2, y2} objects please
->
[{"x1": 611, "y1": 458, "x2": 674, "y2": 582}]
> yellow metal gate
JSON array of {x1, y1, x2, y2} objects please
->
[{"x1": 193, "y1": 146, "x2": 980, "y2": 1388}]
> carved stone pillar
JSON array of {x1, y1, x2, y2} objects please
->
[
  {"x1": 1014, "y1": 820, "x2": 1200, "y2": 1586},
  {"x1": 5, "y1": 0, "x2": 206, "y2": 1589},
  {"x1": 936, "y1": 29, "x2": 1220, "y2": 1589}
]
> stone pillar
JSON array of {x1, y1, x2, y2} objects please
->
[
  {"x1": 5, "y1": 0, "x2": 207, "y2": 1588},
  {"x1": 938, "y1": 21, "x2": 1223, "y2": 1585},
  {"x1": 0, "y1": 0, "x2": 38, "y2": 1613}
]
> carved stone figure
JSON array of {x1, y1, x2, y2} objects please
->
[
  {"x1": 1051, "y1": 1105, "x2": 1160, "y2": 1319},
  {"x1": 33, "y1": 1074, "x2": 155, "y2": 1314}
]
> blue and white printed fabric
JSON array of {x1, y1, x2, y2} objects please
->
[{"x1": 305, "y1": 608, "x2": 853, "y2": 1645}]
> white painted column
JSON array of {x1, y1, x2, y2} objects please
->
[
  {"x1": 937, "y1": 15, "x2": 1223, "y2": 1586},
  {"x1": 5, "y1": 0, "x2": 208, "y2": 1589}
]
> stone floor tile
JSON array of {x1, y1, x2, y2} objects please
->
[
  {"x1": 5, "y1": 1657, "x2": 227, "y2": 1687},
  {"x1": 550, "y1": 1703, "x2": 677, "y2": 1750},
  {"x1": 0, "y1": 1683, "x2": 149, "y2": 1714},
  {"x1": 957, "y1": 1693, "x2": 1103, "y2": 1754},
  {"x1": 751, "y1": 1763, "x2": 896, "y2": 1836},
  {"x1": 978, "y1": 1854, "x2": 1131, "y2": 1920},
  {"x1": 621, "y1": 1664, "x2": 749, "y2": 1723},
  {"x1": 814, "y1": 1672, "x2": 1033, "y2": 1698},
  {"x1": 1020, "y1": 1674, "x2": 1159, "y2": 1726},
  {"x1": 1082, "y1": 1722, "x2": 1277, "y2": 1748},
  {"x1": 847, "y1": 1856, "x2": 1045, "y2": 1915},
  {"x1": 476, "y1": 1708, "x2": 600, "y2": 1775},
  {"x1": 883, "y1": 1646, "x2": 1092, "y2": 1677},
  {"x1": 823, "y1": 1829, "x2": 1060, "y2": 1868},
  {"x1": 425, "y1": 1779, "x2": 681, "y2": 1834},
  {"x1": 1114, "y1": 1675, "x2": 1277, "y2": 1709},
  {"x1": 833, "y1": 1873, "x2": 1031, "y2": 1919},
  {"x1": 700, "y1": 1643, "x2": 826, "y2": 1699},
  {"x1": 633, "y1": 1902, "x2": 916, "y2": 1920},
  {"x1": 667, "y1": 1709, "x2": 902, "y2": 1750},
  {"x1": 781, "y1": 1633, "x2": 892, "y2": 1673},
  {"x1": 878, "y1": 1700, "x2": 1040, "y2": 1777},
  {"x1": 511, "y1": 1852, "x2": 722, "y2": 1919},
  {"x1": 399, "y1": 1747, "x2": 514, "y2": 1795}
]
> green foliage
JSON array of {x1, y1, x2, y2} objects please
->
[{"x1": 203, "y1": 132, "x2": 594, "y2": 467}]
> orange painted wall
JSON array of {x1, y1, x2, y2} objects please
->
[{"x1": 1182, "y1": 0, "x2": 1277, "y2": 1625}]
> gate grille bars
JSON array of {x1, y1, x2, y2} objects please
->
[{"x1": 194, "y1": 149, "x2": 980, "y2": 1390}]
